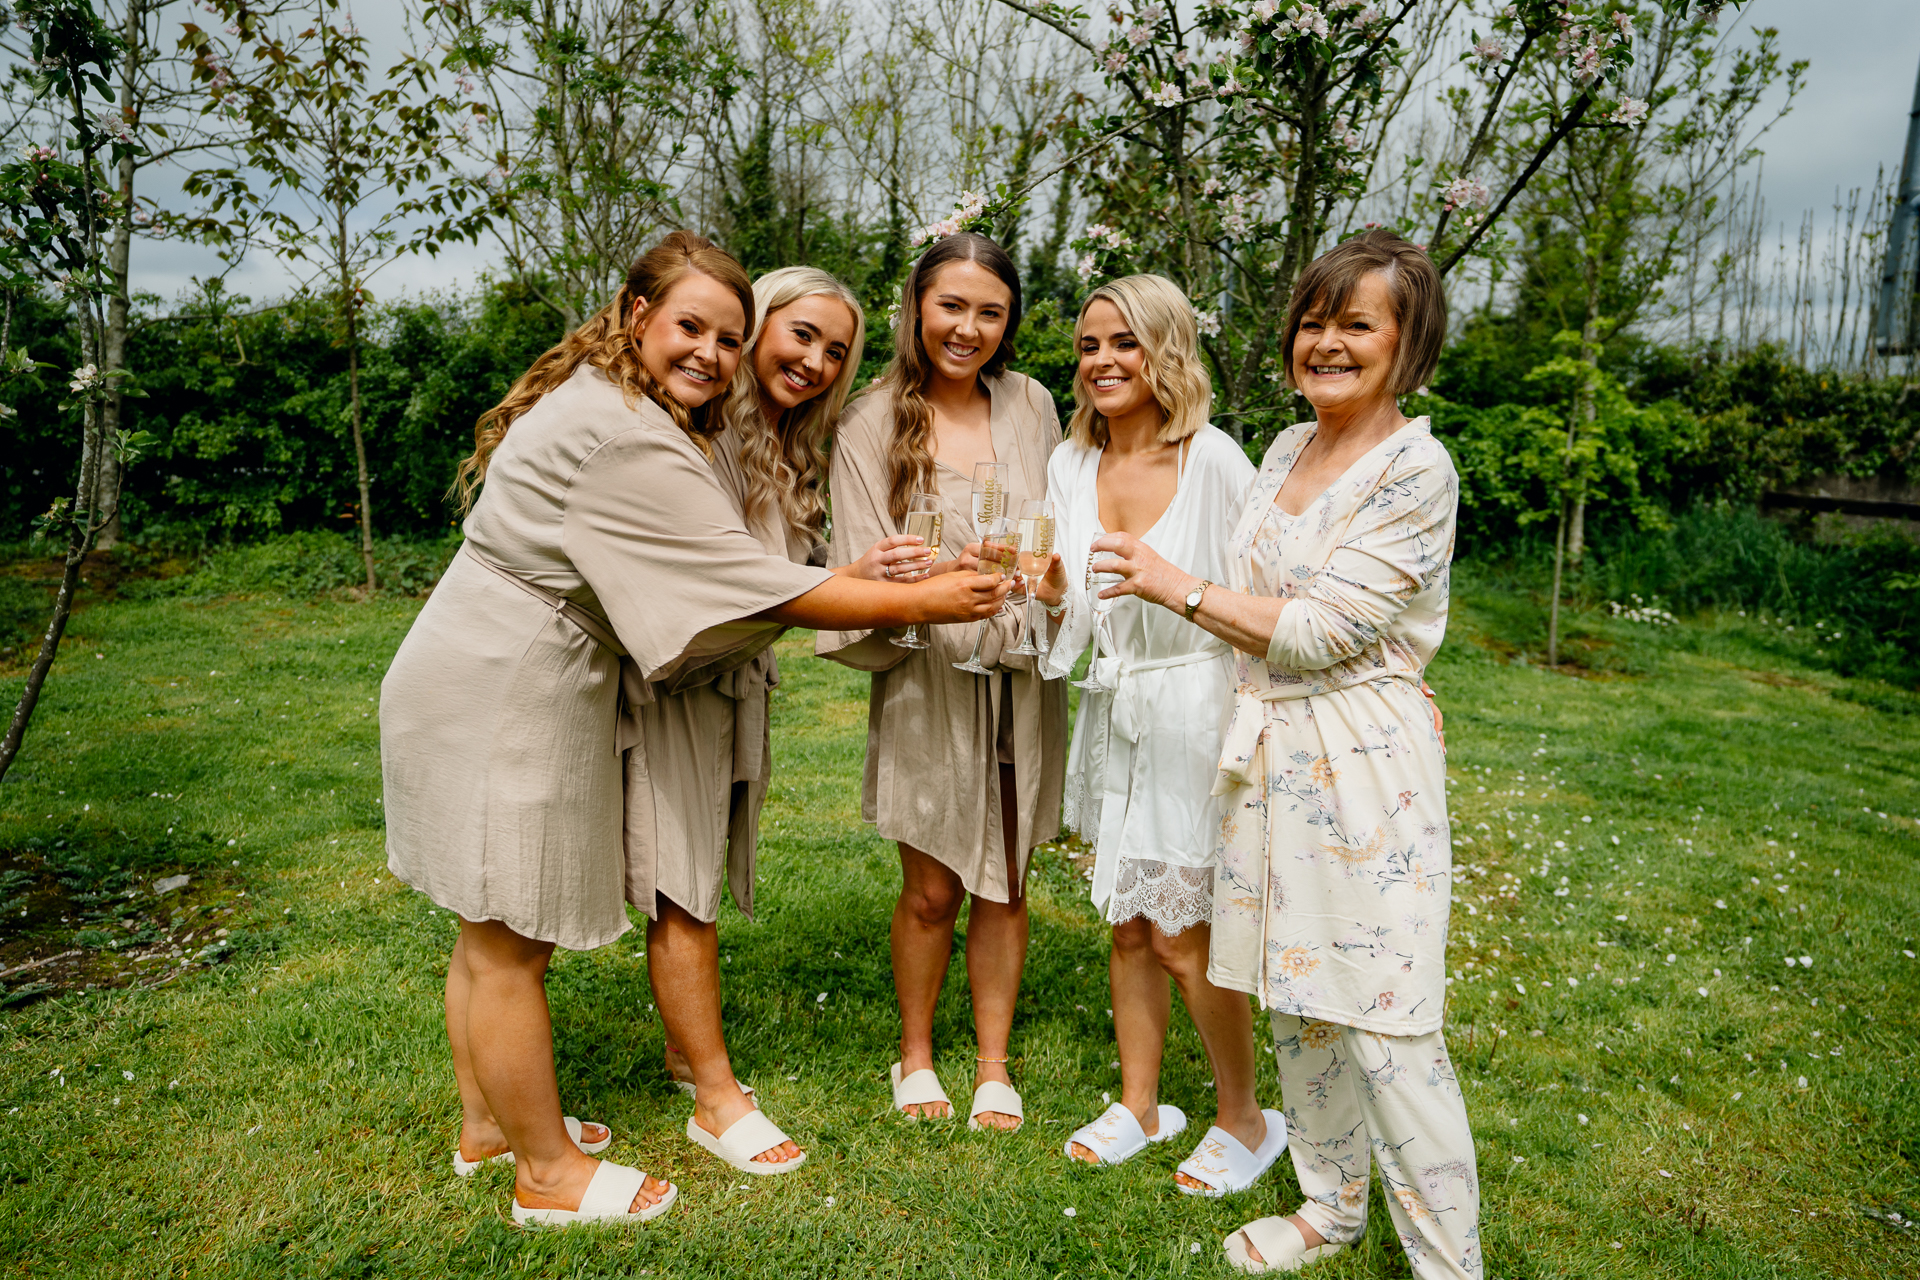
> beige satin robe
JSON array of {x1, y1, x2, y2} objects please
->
[
  {"x1": 381, "y1": 365, "x2": 831, "y2": 951},
  {"x1": 623, "y1": 422, "x2": 821, "y2": 924},
  {"x1": 816, "y1": 371, "x2": 1068, "y2": 901}
]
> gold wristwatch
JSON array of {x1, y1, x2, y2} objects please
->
[{"x1": 1183, "y1": 580, "x2": 1211, "y2": 621}]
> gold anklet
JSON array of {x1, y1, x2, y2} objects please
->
[{"x1": 975, "y1": 1055, "x2": 1009, "y2": 1064}]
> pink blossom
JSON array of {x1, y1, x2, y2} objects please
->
[
  {"x1": 1151, "y1": 81, "x2": 1182, "y2": 106},
  {"x1": 1076, "y1": 252, "x2": 1099, "y2": 282},
  {"x1": 1610, "y1": 96, "x2": 1649, "y2": 126},
  {"x1": 1440, "y1": 177, "x2": 1489, "y2": 212},
  {"x1": 1611, "y1": 10, "x2": 1633, "y2": 37},
  {"x1": 1104, "y1": 45, "x2": 1129, "y2": 71},
  {"x1": 1202, "y1": 177, "x2": 1223, "y2": 195},
  {"x1": 1473, "y1": 37, "x2": 1505, "y2": 65},
  {"x1": 1138, "y1": 3, "x2": 1166, "y2": 25},
  {"x1": 1174, "y1": 48, "x2": 1191, "y2": 68},
  {"x1": 1127, "y1": 23, "x2": 1152, "y2": 46},
  {"x1": 1251, "y1": 0, "x2": 1278, "y2": 21},
  {"x1": 1195, "y1": 309, "x2": 1221, "y2": 337},
  {"x1": 1358, "y1": 4, "x2": 1380, "y2": 22},
  {"x1": 1376, "y1": 990, "x2": 1399, "y2": 1009}
]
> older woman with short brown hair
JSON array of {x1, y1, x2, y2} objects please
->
[{"x1": 1086, "y1": 230, "x2": 1479, "y2": 1277}]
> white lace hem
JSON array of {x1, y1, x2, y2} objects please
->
[{"x1": 1105, "y1": 858, "x2": 1214, "y2": 936}]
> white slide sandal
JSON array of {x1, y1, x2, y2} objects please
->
[
  {"x1": 1222, "y1": 1216, "x2": 1345, "y2": 1273},
  {"x1": 686, "y1": 1109, "x2": 807, "y2": 1175},
  {"x1": 1176, "y1": 1109, "x2": 1288, "y2": 1197},
  {"x1": 511, "y1": 1159, "x2": 677, "y2": 1227},
  {"x1": 1063, "y1": 1102, "x2": 1188, "y2": 1165},
  {"x1": 967, "y1": 1080, "x2": 1024, "y2": 1132},
  {"x1": 452, "y1": 1115, "x2": 611, "y2": 1177},
  {"x1": 889, "y1": 1062, "x2": 952, "y2": 1119}
]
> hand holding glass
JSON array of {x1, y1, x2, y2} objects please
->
[
  {"x1": 953, "y1": 518, "x2": 1020, "y2": 675},
  {"x1": 1009, "y1": 498, "x2": 1055, "y2": 659},
  {"x1": 889, "y1": 491, "x2": 944, "y2": 650}
]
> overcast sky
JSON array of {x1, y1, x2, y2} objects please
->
[{"x1": 129, "y1": 0, "x2": 1920, "y2": 306}]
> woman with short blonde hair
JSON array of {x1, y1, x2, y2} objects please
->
[
  {"x1": 1079, "y1": 231, "x2": 1478, "y2": 1276},
  {"x1": 1029, "y1": 273, "x2": 1276, "y2": 1194}
]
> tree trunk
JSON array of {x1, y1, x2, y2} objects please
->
[
  {"x1": 94, "y1": 0, "x2": 146, "y2": 551},
  {"x1": 1571, "y1": 281, "x2": 1600, "y2": 565},
  {"x1": 1547, "y1": 495, "x2": 1568, "y2": 669},
  {"x1": 348, "y1": 318, "x2": 376, "y2": 593}
]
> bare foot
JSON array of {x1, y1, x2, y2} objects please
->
[
  {"x1": 1175, "y1": 1110, "x2": 1267, "y2": 1191},
  {"x1": 901, "y1": 1099, "x2": 952, "y2": 1119},
  {"x1": 515, "y1": 1160, "x2": 671, "y2": 1215},
  {"x1": 694, "y1": 1080, "x2": 802, "y2": 1165},
  {"x1": 972, "y1": 1060, "x2": 1021, "y2": 1131},
  {"x1": 459, "y1": 1118, "x2": 608, "y2": 1165},
  {"x1": 1067, "y1": 1100, "x2": 1160, "y2": 1162},
  {"x1": 1240, "y1": 1213, "x2": 1326, "y2": 1266}
]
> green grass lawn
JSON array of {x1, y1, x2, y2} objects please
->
[{"x1": 0, "y1": 572, "x2": 1916, "y2": 1278}]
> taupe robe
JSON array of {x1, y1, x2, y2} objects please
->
[
  {"x1": 622, "y1": 422, "x2": 821, "y2": 923},
  {"x1": 381, "y1": 366, "x2": 831, "y2": 951},
  {"x1": 815, "y1": 371, "x2": 1068, "y2": 901}
]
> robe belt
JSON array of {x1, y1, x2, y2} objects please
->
[
  {"x1": 1087, "y1": 643, "x2": 1231, "y2": 744},
  {"x1": 1211, "y1": 671, "x2": 1443, "y2": 795},
  {"x1": 462, "y1": 543, "x2": 652, "y2": 752}
]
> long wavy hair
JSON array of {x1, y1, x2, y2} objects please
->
[
  {"x1": 451, "y1": 229, "x2": 756, "y2": 513},
  {"x1": 1068, "y1": 274, "x2": 1212, "y2": 449},
  {"x1": 721, "y1": 267, "x2": 865, "y2": 538},
  {"x1": 873, "y1": 232, "x2": 1022, "y2": 523}
]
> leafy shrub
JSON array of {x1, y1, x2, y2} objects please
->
[{"x1": 131, "y1": 530, "x2": 460, "y2": 600}]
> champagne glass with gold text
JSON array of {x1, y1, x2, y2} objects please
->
[
  {"x1": 1010, "y1": 498, "x2": 1055, "y2": 659},
  {"x1": 970, "y1": 461, "x2": 1009, "y2": 533},
  {"x1": 954, "y1": 517, "x2": 1020, "y2": 675},
  {"x1": 1071, "y1": 544, "x2": 1123, "y2": 691},
  {"x1": 889, "y1": 491, "x2": 943, "y2": 650}
]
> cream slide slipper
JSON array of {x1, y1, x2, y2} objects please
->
[
  {"x1": 452, "y1": 1115, "x2": 611, "y2": 1177},
  {"x1": 889, "y1": 1062, "x2": 952, "y2": 1119},
  {"x1": 1063, "y1": 1102, "x2": 1188, "y2": 1165},
  {"x1": 1222, "y1": 1216, "x2": 1345, "y2": 1273},
  {"x1": 1175, "y1": 1109, "x2": 1288, "y2": 1196},
  {"x1": 967, "y1": 1080, "x2": 1024, "y2": 1132},
  {"x1": 686, "y1": 1109, "x2": 807, "y2": 1175},
  {"x1": 511, "y1": 1159, "x2": 676, "y2": 1227}
]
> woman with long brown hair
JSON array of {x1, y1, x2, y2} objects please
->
[
  {"x1": 817, "y1": 231, "x2": 1068, "y2": 1132},
  {"x1": 381, "y1": 231, "x2": 1008, "y2": 1226}
]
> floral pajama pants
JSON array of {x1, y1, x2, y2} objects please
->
[{"x1": 1270, "y1": 1013, "x2": 1482, "y2": 1280}]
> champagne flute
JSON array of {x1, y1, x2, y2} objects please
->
[
  {"x1": 953, "y1": 517, "x2": 1021, "y2": 675},
  {"x1": 889, "y1": 491, "x2": 943, "y2": 650},
  {"x1": 971, "y1": 461, "x2": 1009, "y2": 532},
  {"x1": 1009, "y1": 498, "x2": 1055, "y2": 659},
  {"x1": 1072, "y1": 542, "x2": 1124, "y2": 691}
]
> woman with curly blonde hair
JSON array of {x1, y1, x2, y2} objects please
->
[
  {"x1": 1025, "y1": 275, "x2": 1277, "y2": 1193},
  {"x1": 817, "y1": 231, "x2": 1068, "y2": 1132},
  {"x1": 381, "y1": 231, "x2": 1010, "y2": 1227}
]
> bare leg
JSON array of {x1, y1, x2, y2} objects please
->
[
  {"x1": 647, "y1": 896, "x2": 799, "y2": 1164},
  {"x1": 449, "y1": 934, "x2": 608, "y2": 1161},
  {"x1": 1068, "y1": 916, "x2": 1169, "y2": 1162},
  {"x1": 893, "y1": 844, "x2": 967, "y2": 1118},
  {"x1": 965, "y1": 763, "x2": 1028, "y2": 1130},
  {"x1": 1156, "y1": 922, "x2": 1266, "y2": 1190},
  {"x1": 455, "y1": 918, "x2": 665, "y2": 1213}
]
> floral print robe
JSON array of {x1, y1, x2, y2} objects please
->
[{"x1": 1205, "y1": 417, "x2": 1458, "y2": 1035}]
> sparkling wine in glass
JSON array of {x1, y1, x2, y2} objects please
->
[
  {"x1": 954, "y1": 517, "x2": 1020, "y2": 675},
  {"x1": 1072, "y1": 543, "x2": 1125, "y2": 691},
  {"x1": 890, "y1": 491, "x2": 943, "y2": 650},
  {"x1": 970, "y1": 461, "x2": 1009, "y2": 532},
  {"x1": 1010, "y1": 498, "x2": 1056, "y2": 659}
]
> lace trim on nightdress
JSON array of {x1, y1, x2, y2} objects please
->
[{"x1": 1106, "y1": 858, "x2": 1213, "y2": 936}]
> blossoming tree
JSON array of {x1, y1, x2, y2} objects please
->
[
  {"x1": 0, "y1": 0, "x2": 156, "y2": 781},
  {"x1": 963, "y1": 0, "x2": 1717, "y2": 444}
]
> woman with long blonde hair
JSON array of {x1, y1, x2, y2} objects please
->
[
  {"x1": 817, "y1": 231, "x2": 1068, "y2": 1132},
  {"x1": 646, "y1": 266, "x2": 938, "y2": 1165},
  {"x1": 381, "y1": 231, "x2": 1009, "y2": 1227},
  {"x1": 1025, "y1": 274, "x2": 1278, "y2": 1194}
]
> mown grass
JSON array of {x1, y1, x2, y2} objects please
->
[{"x1": 0, "y1": 573, "x2": 1915, "y2": 1279}]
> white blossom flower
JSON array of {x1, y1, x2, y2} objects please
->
[
  {"x1": 1173, "y1": 47, "x2": 1191, "y2": 67},
  {"x1": 1440, "y1": 177, "x2": 1490, "y2": 212},
  {"x1": 1075, "y1": 252, "x2": 1098, "y2": 282},
  {"x1": 1150, "y1": 81, "x2": 1182, "y2": 106},
  {"x1": 1473, "y1": 37, "x2": 1506, "y2": 66},
  {"x1": 1251, "y1": 0, "x2": 1279, "y2": 21},
  {"x1": 1195, "y1": 309, "x2": 1221, "y2": 337},
  {"x1": 68, "y1": 364, "x2": 101, "y2": 394},
  {"x1": 1201, "y1": 177, "x2": 1223, "y2": 195},
  {"x1": 1104, "y1": 45, "x2": 1129, "y2": 72},
  {"x1": 92, "y1": 108, "x2": 134, "y2": 144},
  {"x1": 1127, "y1": 23, "x2": 1153, "y2": 47},
  {"x1": 1138, "y1": 3, "x2": 1166, "y2": 25},
  {"x1": 1611, "y1": 96, "x2": 1649, "y2": 126}
]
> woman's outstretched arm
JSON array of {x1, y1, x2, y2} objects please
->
[
  {"x1": 758, "y1": 569, "x2": 1011, "y2": 631},
  {"x1": 1085, "y1": 530, "x2": 1287, "y2": 658}
]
